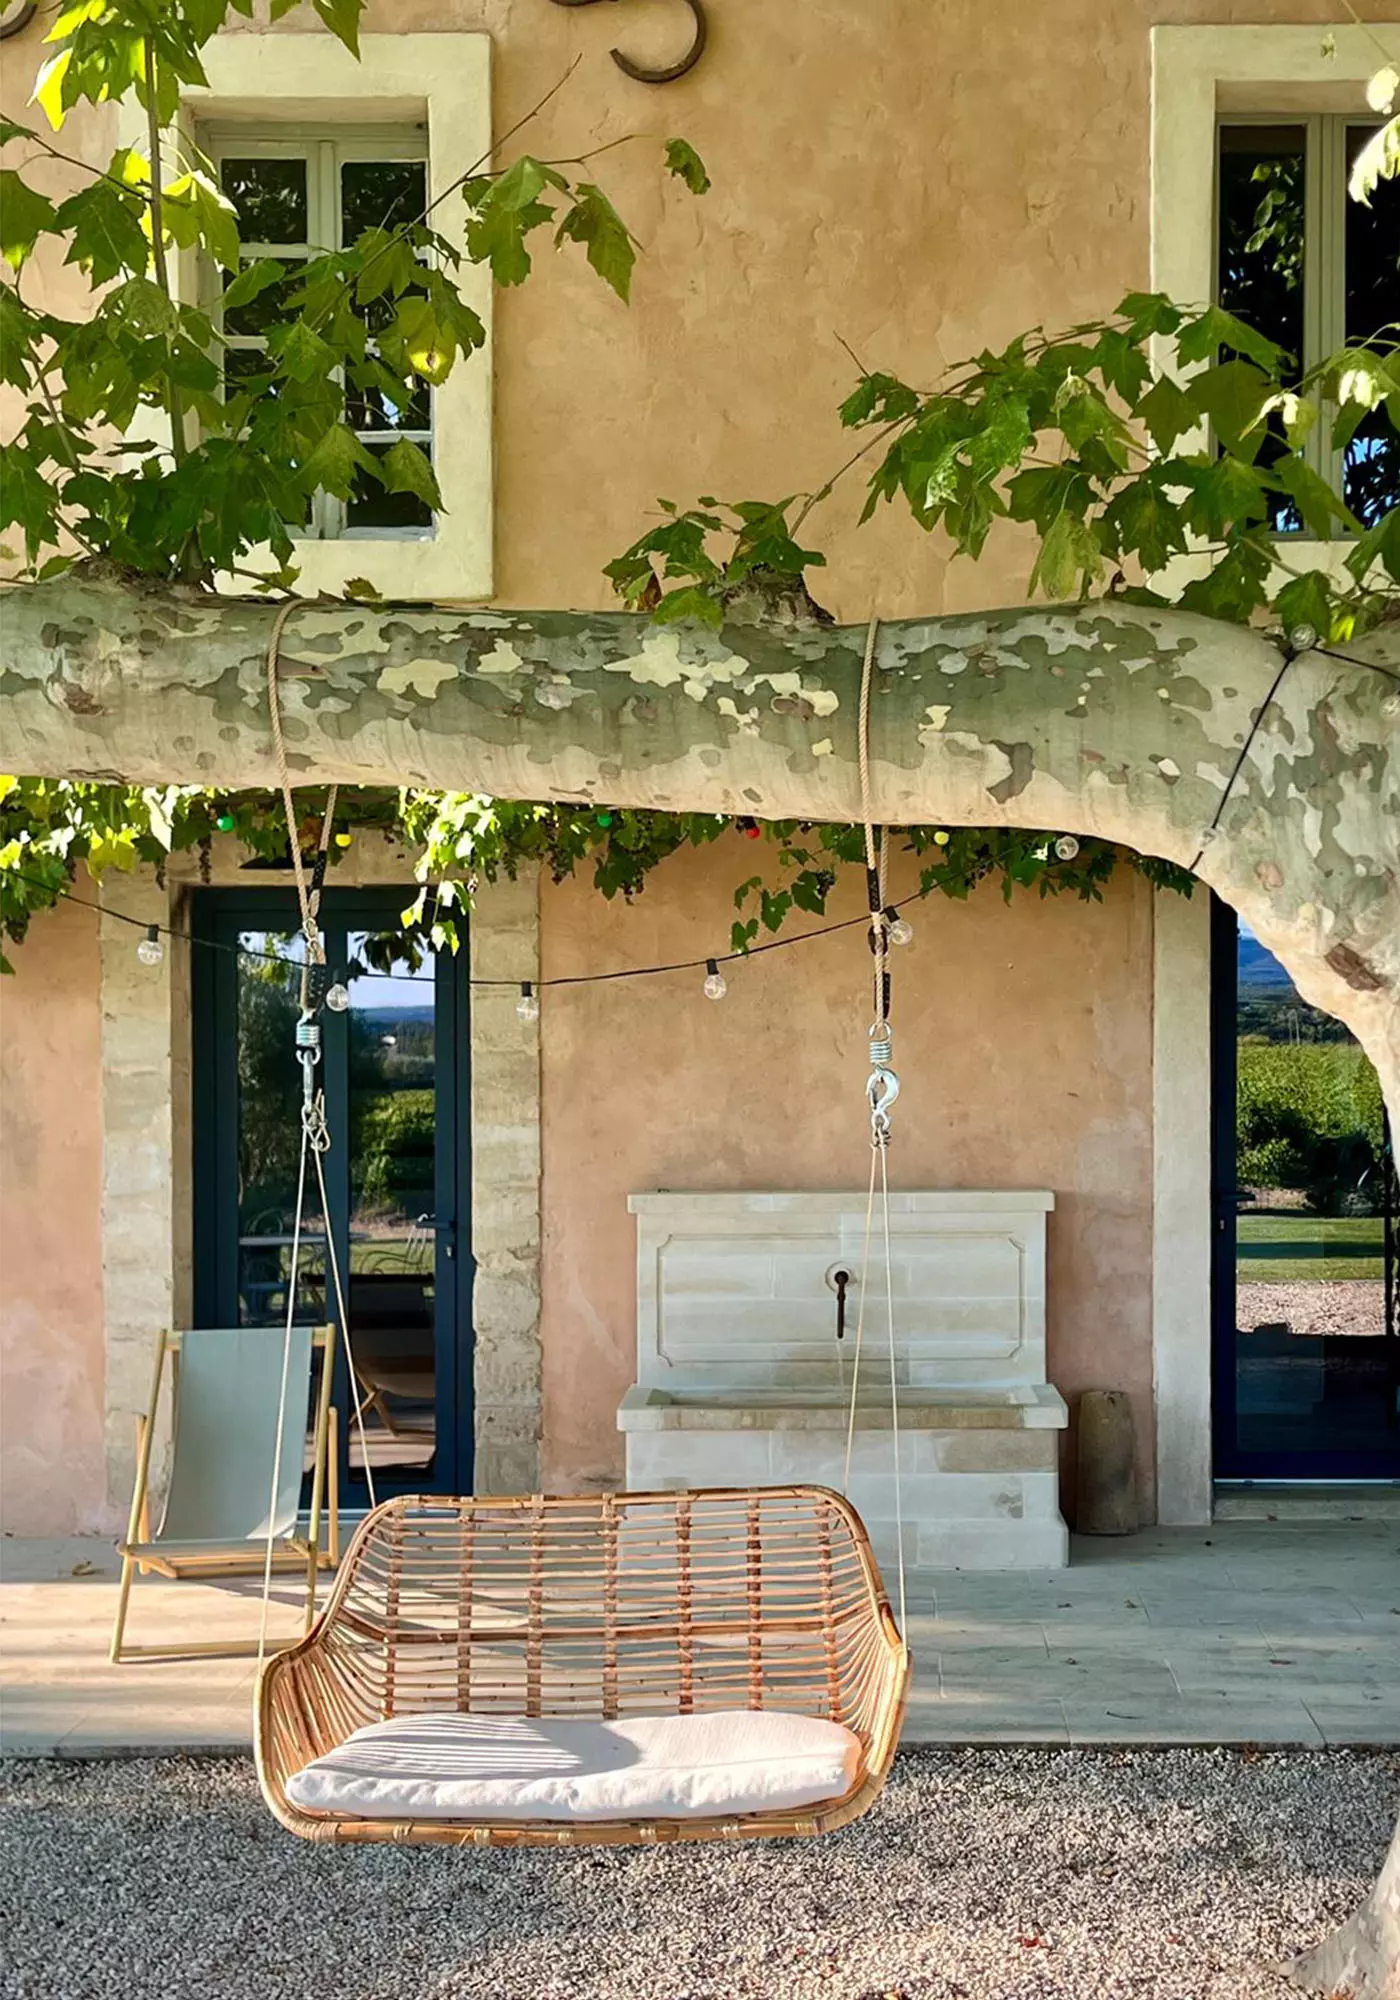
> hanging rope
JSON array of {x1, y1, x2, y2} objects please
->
[
  {"x1": 842, "y1": 615, "x2": 907, "y2": 1634},
  {"x1": 257, "y1": 607, "x2": 379, "y2": 1663}
]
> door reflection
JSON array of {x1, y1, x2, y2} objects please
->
[{"x1": 342, "y1": 931, "x2": 438, "y2": 1481}]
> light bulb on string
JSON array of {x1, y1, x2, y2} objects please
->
[
  {"x1": 1054, "y1": 835, "x2": 1080, "y2": 862},
  {"x1": 703, "y1": 959, "x2": 727, "y2": 1001},
  {"x1": 884, "y1": 905, "x2": 913, "y2": 947},
  {"x1": 324, "y1": 979, "x2": 351, "y2": 1013},
  {"x1": 517, "y1": 981, "x2": 540, "y2": 1022},
  {"x1": 136, "y1": 925, "x2": 164, "y2": 967}
]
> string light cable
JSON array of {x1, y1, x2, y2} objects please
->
[{"x1": 5, "y1": 862, "x2": 934, "y2": 993}]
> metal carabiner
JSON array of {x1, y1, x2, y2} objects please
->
[{"x1": 867, "y1": 1062, "x2": 900, "y2": 1144}]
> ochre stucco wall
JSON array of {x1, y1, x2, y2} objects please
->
[
  {"x1": 0, "y1": 897, "x2": 107, "y2": 1535},
  {"x1": 540, "y1": 842, "x2": 1157, "y2": 1518},
  {"x1": 2, "y1": 0, "x2": 1372, "y2": 1527}
]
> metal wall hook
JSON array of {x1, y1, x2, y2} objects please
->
[
  {"x1": 548, "y1": 0, "x2": 708, "y2": 85},
  {"x1": 0, "y1": 2, "x2": 37, "y2": 41}
]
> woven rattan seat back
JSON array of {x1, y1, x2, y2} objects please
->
[{"x1": 257, "y1": 1485, "x2": 909, "y2": 1847}]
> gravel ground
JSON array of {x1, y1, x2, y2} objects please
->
[
  {"x1": 1236, "y1": 1280, "x2": 1386, "y2": 1337},
  {"x1": 3, "y1": 1749, "x2": 1397, "y2": 2000}
]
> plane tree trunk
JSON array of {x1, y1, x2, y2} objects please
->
[{"x1": 3, "y1": 569, "x2": 1398, "y2": 1989}]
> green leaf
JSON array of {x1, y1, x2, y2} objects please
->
[
  {"x1": 311, "y1": 0, "x2": 364, "y2": 57},
  {"x1": 1349, "y1": 114, "x2": 1400, "y2": 204},
  {"x1": 54, "y1": 175, "x2": 148, "y2": 284},
  {"x1": 1346, "y1": 506, "x2": 1400, "y2": 585},
  {"x1": 839, "y1": 371, "x2": 920, "y2": 428},
  {"x1": 0, "y1": 171, "x2": 57, "y2": 271},
  {"x1": 266, "y1": 316, "x2": 336, "y2": 384},
  {"x1": 1135, "y1": 374, "x2": 1198, "y2": 454},
  {"x1": 653, "y1": 584, "x2": 724, "y2": 627},
  {"x1": 106, "y1": 275, "x2": 177, "y2": 335},
  {"x1": 221, "y1": 256, "x2": 287, "y2": 315},
  {"x1": 555, "y1": 184, "x2": 636, "y2": 303},
  {"x1": 1176, "y1": 304, "x2": 1288, "y2": 375},
  {"x1": 31, "y1": 48, "x2": 73, "y2": 132},
  {"x1": 1190, "y1": 359, "x2": 1274, "y2": 450},
  {"x1": 1272, "y1": 455, "x2": 1357, "y2": 540},
  {"x1": 379, "y1": 436, "x2": 442, "y2": 510},
  {"x1": 1178, "y1": 537, "x2": 1271, "y2": 624},
  {"x1": 1183, "y1": 453, "x2": 1270, "y2": 537},
  {"x1": 1116, "y1": 291, "x2": 1184, "y2": 339},
  {"x1": 344, "y1": 575, "x2": 382, "y2": 601},
  {"x1": 1275, "y1": 571, "x2": 1338, "y2": 643},
  {"x1": 664, "y1": 138, "x2": 710, "y2": 195},
  {"x1": 1030, "y1": 510, "x2": 1101, "y2": 599},
  {"x1": 301, "y1": 423, "x2": 374, "y2": 501},
  {"x1": 162, "y1": 170, "x2": 240, "y2": 272},
  {"x1": 1102, "y1": 478, "x2": 1185, "y2": 574}
]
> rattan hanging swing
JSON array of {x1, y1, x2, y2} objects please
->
[
  {"x1": 253, "y1": 614, "x2": 909, "y2": 1850},
  {"x1": 257, "y1": 1485, "x2": 907, "y2": 1846}
]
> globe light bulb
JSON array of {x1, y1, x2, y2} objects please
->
[
  {"x1": 703, "y1": 959, "x2": 727, "y2": 1001},
  {"x1": 136, "y1": 925, "x2": 164, "y2": 967},
  {"x1": 886, "y1": 911, "x2": 914, "y2": 947},
  {"x1": 1288, "y1": 623, "x2": 1318, "y2": 652},
  {"x1": 324, "y1": 980, "x2": 351, "y2": 1013},
  {"x1": 932, "y1": 830, "x2": 950, "y2": 847},
  {"x1": 215, "y1": 812, "x2": 236, "y2": 833},
  {"x1": 1054, "y1": 835, "x2": 1080, "y2": 862},
  {"x1": 517, "y1": 981, "x2": 540, "y2": 1022}
]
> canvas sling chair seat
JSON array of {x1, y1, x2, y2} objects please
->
[
  {"x1": 111, "y1": 1323, "x2": 338, "y2": 1663},
  {"x1": 257, "y1": 1485, "x2": 908, "y2": 1848}
]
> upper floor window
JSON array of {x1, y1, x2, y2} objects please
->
[
  {"x1": 207, "y1": 127, "x2": 433, "y2": 541},
  {"x1": 1217, "y1": 116, "x2": 1398, "y2": 531}
]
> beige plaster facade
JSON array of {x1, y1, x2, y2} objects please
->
[{"x1": 2, "y1": 1, "x2": 1391, "y2": 1536}]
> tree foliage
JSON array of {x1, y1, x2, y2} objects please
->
[{"x1": 1, "y1": 2, "x2": 1397, "y2": 966}]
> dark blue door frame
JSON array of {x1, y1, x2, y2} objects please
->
[
  {"x1": 1210, "y1": 892, "x2": 1399, "y2": 1479},
  {"x1": 191, "y1": 887, "x2": 474, "y2": 1497}
]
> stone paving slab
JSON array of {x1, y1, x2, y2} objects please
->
[{"x1": 2, "y1": 1523, "x2": 1397, "y2": 1755}]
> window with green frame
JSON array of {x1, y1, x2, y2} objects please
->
[
  {"x1": 1217, "y1": 116, "x2": 1399, "y2": 532},
  {"x1": 206, "y1": 126, "x2": 434, "y2": 540}
]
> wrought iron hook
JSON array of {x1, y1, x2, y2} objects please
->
[
  {"x1": 548, "y1": 0, "x2": 708, "y2": 86},
  {"x1": 0, "y1": 3, "x2": 38, "y2": 42}
]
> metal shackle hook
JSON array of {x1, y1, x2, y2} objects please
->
[{"x1": 867, "y1": 1062, "x2": 900, "y2": 1140}]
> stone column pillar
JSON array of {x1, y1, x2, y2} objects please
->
[
  {"x1": 469, "y1": 867, "x2": 543, "y2": 1492},
  {"x1": 98, "y1": 871, "x2": 176, "y2": 1522}
]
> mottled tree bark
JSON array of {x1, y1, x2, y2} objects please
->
[{"x1": 2, "y1": 572, "x2": 1398, "y2": 1988}]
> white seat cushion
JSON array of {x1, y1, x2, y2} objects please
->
[{"x1": 285, "y1": 1708, "x2": 862, "y2": 1823}]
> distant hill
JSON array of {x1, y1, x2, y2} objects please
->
[{"x1": 1238, "y1": 932, "x2": 1294, "y2": 993}]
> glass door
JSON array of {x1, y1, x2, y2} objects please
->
[
  {"x1": 1212, "y1": 896, "x2": 1399, "y2": 1478},
  {"x1": 193, "y1": 889, "x2": 472, "y2": 1498}
]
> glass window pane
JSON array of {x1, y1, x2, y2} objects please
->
[
  {"x1": 220, "y1": 157, "x2": 308, "y2": 244},
  {"x1": 344, "y1": 931, "x2": 437, "y2": 1479},
  {"x1": 345, "y1": 376, "x2": 432, "y2": 433},
  {"x1": 348, "y1": 443, "x2": 434, "y2": 531},
  {"x1": 1217, "y1": 125, "x2": 1307, "y2": 532},
  {"x1": 1231, "y1": 918, "x2": 1393, "y2": 1463},
  {"x1": 236, "y1": 930, "x2": 326, "y2": 1325},
  {"x1": 1344, "y1": 123, "x2": 1400, "y2": 527},
  {"x1": 341, "y1": 159, "x2": 427, "y2": 243}
]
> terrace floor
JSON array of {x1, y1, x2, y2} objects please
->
[{"x1": 2, "y1": 1521, "x2": 1397, "y2": 1755}]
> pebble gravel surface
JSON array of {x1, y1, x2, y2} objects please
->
[{"x1": 3, "y1": 1748, "x2": 1396, "y2": 2000}]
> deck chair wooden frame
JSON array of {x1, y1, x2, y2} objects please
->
[
  {"x1": 257, "y1": 1485, "x2": 909, "y2": 1848},
  {"x1": 111, "y1": 1322, "x2": 339, "y2": 1663}
]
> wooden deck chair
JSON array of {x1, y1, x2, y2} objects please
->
[{"x1": 110, "y1": 1323, "x2": 339, "y2": 1663}]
